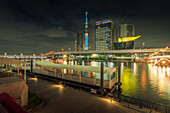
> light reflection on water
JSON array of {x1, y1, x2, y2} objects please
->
[{"x1": 61, "y1": 60, "x2": 170, "y2": 105}]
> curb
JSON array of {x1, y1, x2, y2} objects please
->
[{"x1": 27, "y1": 99, "x2": 45, "y2": 113}]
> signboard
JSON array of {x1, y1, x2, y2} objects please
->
[{"x1": 90, "y1": 89, "x2": 97, "y2": 94}]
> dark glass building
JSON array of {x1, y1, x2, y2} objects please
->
[
  {"x1": 75, "y1": 32, "x2": 84, "y2": 51},
  {"x1": 113, "y1": 41, "x2": 134, "y2": 50}
]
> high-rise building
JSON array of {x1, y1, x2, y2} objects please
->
[
  {"x1": 75, "y1": 32, "x2": 84, "y2": 51},
  {"x1": 113, "y1": 24, "x2": 141, "y2": 50},
  {"x1": 95, "y1": 19, "x2": 113, "y2": 50},
  {"x1": 84, "y1": 12, "x2": 88, "y2": 51},
  {"x1": 118, "y1": 24, "x2": 135, "y2": 38}
]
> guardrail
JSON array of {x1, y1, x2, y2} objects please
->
[{"x1": 107, "y1": 92, "x2": 170, "y2": 113}]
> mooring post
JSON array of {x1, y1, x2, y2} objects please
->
[
  {"x1": 118, "y1": 61, "x2": 122, "y2": 102},
  {"x1": 118, "y1": 61, "x2": 121, "y2": 91},
  {"x1": 101, "y1": 62, "x2": 104, "y2": 92},
  {"x1": 30, "y1": 59, "x2": 33, "y2": 73}
]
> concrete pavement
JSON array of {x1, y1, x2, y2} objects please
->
[{"x1": 27, "y1": 76, "x2": 148, "y2": 113}]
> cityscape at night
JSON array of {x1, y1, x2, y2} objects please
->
[{"x1": 0, "y1": 0, "x2": 170, "y2": 113}]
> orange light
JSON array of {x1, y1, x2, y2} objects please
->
[
  {"x1": 52, "y1": 84, "x2": 63, "y2": 88},
  {"x1": 162, "y1": 61, "x2": 166, "y2": 63}
]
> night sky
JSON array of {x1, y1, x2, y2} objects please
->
[{"x1": 0, "y1": 0, "x2": 170, "y2": 55}]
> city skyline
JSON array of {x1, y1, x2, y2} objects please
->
[{"x1": 0, "y1": 0, "x2": 170, "y2": 54}]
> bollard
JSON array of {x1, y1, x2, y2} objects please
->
[
  {"x1": 118, "y1": 62, "x2": 121, "y2": 91},
  {"x1": 139, "y1": 100, "x2": 142, "y2": 109},
  {"x1": 101, "y1": 62, "x2": 104, "y2": 90},
  {"x1": 149, "y1": 105, "x2": 152, "y2": 113},
  {"x1": 30, "y1": 59, "x2": 33, "y2": 73}
]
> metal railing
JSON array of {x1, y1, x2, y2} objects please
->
[{"x1": 107, "y1": 92, "x2": 170, "y2": 113}]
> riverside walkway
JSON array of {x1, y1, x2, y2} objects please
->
[{"x1": 27, "y1": 76, "x2": 155, "y2": 113}]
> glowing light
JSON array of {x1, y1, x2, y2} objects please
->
[
  {"x1": 167, "y1": 67, "x2": 169, "y2": 76},
  {"x1": 96, "y1": 19, "x2": 111, "y2": 25},
  {"x1": 52, "y1": 84, "x2": 64, "y2": 88},
  {"x1": 118, "y1": 35, "x2": 141, "y2": 42},
  {"x1": 134, "y1": 63, "x2": 136, "y2": 75},
  {"x1": 100, "y1": 98, "x2": 113, "y2": 103},
  {"x1": 63, "y1": 60, "x2": 67, "y2": 65},
  {"x1": 63, "y1": 55, "x2": 67, "y2": 58},
  {"x1": 162, "y1": 61, "x2": 166, "y2": 64},
  {"x1": 92, "y1": 54, "x2": 97, "y2": 57},
  {"x1": 158, "y1": 66, "x2": 162, "y2": 78},
  {"x1": 28, "y1": 77, "x2": 38, "y2": 82}
]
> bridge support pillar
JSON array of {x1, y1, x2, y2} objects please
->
[
  {"x1": 118, "y1": 61, "x2": 122, "y2": 91},
  {"x1": 101, "y1": 62, "x2": 104, "y2": 90},
  {"x1": 131, "y1": 55, "x2": 134, "y2": 61},
  {"x1": 5, "y1": 64, "x2": 7, "y2": 72},
  {"x1": 30, "y1": 59, "x2": 33, "y2": 73},
  {"x1": 1, "y1": 65, "x2": 2, "y2": 72},
  {"x1": 10, "y1": 64, "x2": 12, "y2": 72},
  {"x1": 24, "y1": 63, "x2": 26, "y2": 80},
  {"x1": 17, "y1": 64, "x2": 19, "y2": 75},
  {"x1": 54, "y1": 68, "x2": 56, "y2": 76},
  {"x1": 106, "y1": 54, "x2": 108, "y2": 60}
]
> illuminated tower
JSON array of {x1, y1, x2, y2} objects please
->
[{"x1": 84, "y1": 12, "x2": 88, "y2": 51}]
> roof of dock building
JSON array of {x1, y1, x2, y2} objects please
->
[
  {"x1": 35, "y1": 60, "x2": 116, "y2": 74},
  {"x1": 0, "y1": 58, "x2": 27, "y2": 65}
]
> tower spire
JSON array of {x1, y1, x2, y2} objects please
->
[{"x1": 84, "y1": 11, "x2": 88, "y2": 50}]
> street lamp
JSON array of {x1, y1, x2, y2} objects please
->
[
  {"x1": 62, "y1": 48, "x2": 64, "y2": 52},
  {"x1": 160, "y1": 49, "x2": 166, "y2": 55},
  {"x1": 89, "y1": 46, "x2": 91, "y2": 49},
  {"x1": 68, "y1": 48, "x2": 71, "y2": 51},
  {"x1": 142, "y1": 42, "x2": 145, "y2": 49}
]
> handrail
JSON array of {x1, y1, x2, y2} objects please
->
[{"x1": 0, "y1": 93, "x2": 28, "y2": 113}]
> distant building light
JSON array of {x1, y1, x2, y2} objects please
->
[{"x1": 96, "y1": 20, "x2": 111, "y2": 25}]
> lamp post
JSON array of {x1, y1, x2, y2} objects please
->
[
  {"x1": 62, "y1": 48, "x2": 64, "y2": 52},
  {"x1": 160, "y1": 49, "x2": 166, "y2": 55},
  {"x1": 68, "y1": 48, "x2": 71, "y2": 51},
  {"x1": 142, "y1": 42, "x2": 145, "y2": 49}
]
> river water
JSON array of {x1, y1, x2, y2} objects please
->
[{"x1": 65, "y1": 60, "x2": 170, "y2": 106}]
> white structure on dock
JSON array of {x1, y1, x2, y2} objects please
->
[{"x1": 34, "y1": 60, "x2": 117, "y2": 89}]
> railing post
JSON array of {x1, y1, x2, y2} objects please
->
[
  {"x1": 100, "y1": 62, "x2": 104, "y2": 90},
  {"x1": 118, "y1": 92, "x2": 121, "y2": 102},
  {"x1": 149, "y1": 105, "x2": 152, "y2": 113},
  {"x1": 118, "y1": 62, "x2": 121, "y2": 91},
  {"x1": 139, "y1": 100, "x2": 142, "y2": 109},
  {"x1": 30, "y1": 59, "x2": 33, "y2": 73},
  {"x1": 165, "y1": 106, "x2": 168, "y2": 113}
]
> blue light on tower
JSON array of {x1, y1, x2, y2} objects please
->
[{"x1": 84, "y1": 11, "x2": 88, "y2": 51}]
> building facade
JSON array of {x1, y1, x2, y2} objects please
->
[
  {"x1": 113, "y1": 24, "x2": 139, "y2": 50},
  {"x1": 118, "y1": 24, "x2": 135, "y2": 37},
  {"x1": 95, "y1": 19, "x2": 113, "y2": 50},
  {"x1": 75, "y1": 32, "x2": 84, "y2": 51}
]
